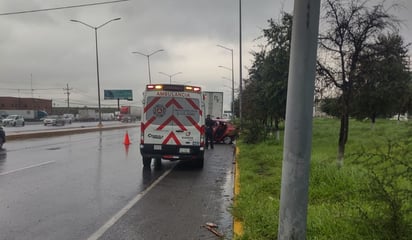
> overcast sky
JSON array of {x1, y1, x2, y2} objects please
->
[{"x1": 0, "y1": 0, "x2": 411, "y2": 111}]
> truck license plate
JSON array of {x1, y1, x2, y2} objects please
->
[
  {"x1": 179, "y1": 148, "x2": 190, "y2": 153},
  {"x1": 154, "y1": 145, "x2": 162, "y2": 150}
]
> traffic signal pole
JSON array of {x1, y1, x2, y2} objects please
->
[{"x1": 277, "y1": 0, "x2": 321, "y2": 239}]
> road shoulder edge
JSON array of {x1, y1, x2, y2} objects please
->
[
  {"x1": 233, "y1": 146, "x2": 243, "y2": 237},
  {"x1": 6, "y1": 124, "x2": 138, "y2": 141}
]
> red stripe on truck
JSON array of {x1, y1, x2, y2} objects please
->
[
  {"x1": 185, "y1": 98, "x2": 202, "y2": 116},
  {"x1": 141, "y1": 116, "x2": 156, "y2": 131},
  {"x1": 162, "y1": 132, "x2": 181, "y2": 145},
  {"x1": 165, "y1": 98, "x2": 183, "y2": 109},
  {"x1": 144, "y1": 97, "x2": 161, "y2": 113},
  {"x1": 186, "y1": 116, "x2": 203, "y2": 133},
  {"x1": 156, "y1": 115, "x2": 187, "y2": 131}
]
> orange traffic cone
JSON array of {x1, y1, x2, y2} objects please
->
[{"x1": 123, "y1": 131, "x2": 131, "y2": 145}]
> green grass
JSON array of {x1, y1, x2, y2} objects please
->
[{"x1": 234, "y1": 118, "x2": 412, "y2": 239}]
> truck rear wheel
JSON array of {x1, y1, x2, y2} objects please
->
[
  {"x1": 194, "y1": 156, "x2": 204, "y2": 169},
  {"x1": 143, "y1": 157, "x2": 151, "y2": 168},
  {"x1": 154, "y1": 158, "x2": 162, "y2": 170}
]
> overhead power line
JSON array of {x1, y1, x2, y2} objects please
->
[
  {"x1": 0, "y1": 87, "x2": 62, "y2": 91},
  {"x1": 0, "y1": 0, "x2": 130, "y2": 16}
]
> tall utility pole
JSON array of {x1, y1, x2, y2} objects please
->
[
  {"x1": 218, "y1": 65, "x2": 234, "y2": 119},
  {"x1": 30, "y1": 73, "x2": 34, "y2": 98},
  {"x1": 132, "y1": 49, "x2": 164, "y2": 84},
  {"x1": 277, "y1": 0, "x2": 321, "y2": 239},
  {"x1": 71, "y1": 17, "x2": 121, "y2": 127},
  {"x1": 217, "y1": 44, "x2": 235, "y2": 119},
  {"x1": 63, "y1": 83, "x2": 73, "y2": 113},
  {"x1": 238, "y1": 0, "x2": 243, "y2": 126},
  {"x1": 158, "y1": 71, "x2": 182, "y2": 84}
]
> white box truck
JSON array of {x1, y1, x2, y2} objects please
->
[{"x1": 203, "y1": 91, "x2": 224, "y2": 118}]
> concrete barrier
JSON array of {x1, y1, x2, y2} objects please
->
[{"x1": 6, "y1": 124, "x2": 138, "y2": 141}]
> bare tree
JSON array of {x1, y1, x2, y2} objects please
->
[{"x1": 317, "y1": 0, "x2": 399, "y2": 167}]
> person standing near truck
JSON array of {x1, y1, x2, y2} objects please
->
[{"x1": 205, "y1": 114, "x2": 215, "y2": 149}]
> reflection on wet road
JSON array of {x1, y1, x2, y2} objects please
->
[
  {"x1": 0, "y1": 126, "x2": 235, "y2": 240},
  {"x1": 0, "y1": 127, "x2": 175, "y2": 240}
]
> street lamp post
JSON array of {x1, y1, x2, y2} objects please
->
[
  {"x1": 217, "y1": 44, "x2": 235, "y2": 119},
  {"x1": 218, "y1": 64, "x2": 234, "y2": 119},
  {"x1": 70, "y1": 17, "x2": 121, "y2": 127},
  {"x1": 132, "y1": 49, "x2": 164, "y2": 84},
  {"x1": 239, "y1": 0, "x2": 243, "y2": 127},
  {"x1": 158, "y1": 71, "x2": 183, "y2": 84}
]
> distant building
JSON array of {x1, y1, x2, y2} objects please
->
[{"x1": 0, "y1": 96, "x2": 52, "y2": 113}]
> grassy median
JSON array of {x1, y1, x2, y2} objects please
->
[{"x1": 233, "y1": 118, "x2": 412, "y2": 239}]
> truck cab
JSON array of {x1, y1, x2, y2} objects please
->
[{"x1": 140, "y1": 84, "x2": 205, "y2": 168}]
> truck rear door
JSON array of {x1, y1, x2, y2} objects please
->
[{"x1": 143, "y1": 94, "x2": 203, "y2": 147}]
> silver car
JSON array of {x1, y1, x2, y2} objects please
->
[
  {"x1": 43, "y1": 115, "x2": 66, "y2": 126},
  {"x1": 2, "y1": 115, "x2": 25, "y2": 127}
]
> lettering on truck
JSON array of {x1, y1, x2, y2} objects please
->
[{"x1": 156, "y1": 91, "x2": 191, "y2": 97}]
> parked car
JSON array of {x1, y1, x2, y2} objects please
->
[
  {"x1": 0, "y1": 126, "x2": 5, "y2": 149},
  {"x1": 2, "y1": 115, "x2": 25, "y2": 127},
  {"x1": 212, "y1": 118, "x2": 239, "y2": 144},
  {"x1": 62, "y1": 114, "x2": 74, "y2": 124},
  {"x1": 43, "y1": 115, "x2": 66, "y2": 126}
]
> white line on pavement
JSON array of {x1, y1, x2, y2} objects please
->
[
  {"x1": 87, "y1": 167, "x2": 174, "y2": 240},
  {"x1": 0, "y1": 160, "x2": 56, "y2": 177}
]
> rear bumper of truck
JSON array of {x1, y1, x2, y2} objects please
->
[{"x1": 140, "y1": 144, "x2": 204, "y2": 161}]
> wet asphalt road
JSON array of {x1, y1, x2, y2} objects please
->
[{"x1": 0, "y1": 126, "x2": 235, "y2": 240}]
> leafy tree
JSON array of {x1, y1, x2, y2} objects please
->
[
  {"x1": 352, "y1": 33, "x2": 411, "y2": 123},
  {"x1": 320, "y1": 97, "x2": 340, "y2": 117},
  {"x1": 396, "y1": 69, "x2": 412, "y2": 118},
  {"x1": 317, "y1": 0, "x2": 399, "y2": 166},
  {"x1": 242, "y1": 13, "x2": 292, "y2": 141}
]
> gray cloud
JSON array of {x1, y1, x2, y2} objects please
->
[{"x1": 0, "y1": 0, "x2": 410, "y2": 110}]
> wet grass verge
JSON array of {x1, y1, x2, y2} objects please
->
[{"x1": 233, "y1": 118, "x2": 412, "y2": 239}]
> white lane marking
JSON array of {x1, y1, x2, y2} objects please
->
[
  {"x1": 87, "y1": 167, "x2": 174, "y2": 240},
  {"x1": 0, "y1": 160, "x2": 56, "y2": 177}
]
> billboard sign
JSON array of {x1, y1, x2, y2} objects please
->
[{"x1": 104, "y1": 89, "x2": 133, "y2": 100}]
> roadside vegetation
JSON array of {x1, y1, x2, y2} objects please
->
[
  {"x1": 233, "y1": 118, "x2": 412, "y2": 239},
  {"x1": 231, "y1": 1, "x2": 412, "y2": 238}
]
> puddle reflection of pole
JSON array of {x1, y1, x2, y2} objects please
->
[{"x1": 94, "y1": 131, "x2": 103, "y2": 212}]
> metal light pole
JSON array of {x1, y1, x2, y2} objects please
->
[
  {"x1": 278, "y1": 0, "x2": 321, "y2": 239},
  {"x1": 132, "y1": 49, "x2": 164, "y2": 84},
  {"x1": 158, "y1": 71, "x2": 182, "y2": 84},
  {"x1": 218, "y1": 65, "x2": 234, "y2": 119},
  {"x1": 70, "y1": 17, "x2": 121, "y2": 127},
  {"x1": 217, "y1": 44, "x2": 235, "y2": 119},
  {"x1": 238, "y1": 0, "x2": 243, "y2": 127}
]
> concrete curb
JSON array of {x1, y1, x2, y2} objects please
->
[
  {"x1": 6, "y1": 124, "x2": 138, "y2": 141},
  {"x1": 233, "y1": 146, "x2": 243, "y2": 237}
]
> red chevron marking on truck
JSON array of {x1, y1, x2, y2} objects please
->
[
  {"x1": 162, "y1": 132, "x2": 181, "y2": 145},
  {"x1": 156, "y1": 115, "x2": 187, "y2": 131},
  {"x1": 144, "y1": 97, "x2": 161, "y2": 113},
  {"x1": 165, "y1": 98, "x2": 183, "y2": 109},
  {"x1": 185, "y1": 98, "x2": 202, "y2": 115},
  {"x1": 187, "y1": 116, "x2": 203, "y2": 133},
  {"x1": 141, "y1": 116, "x2": 156, "y2": 131}
]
